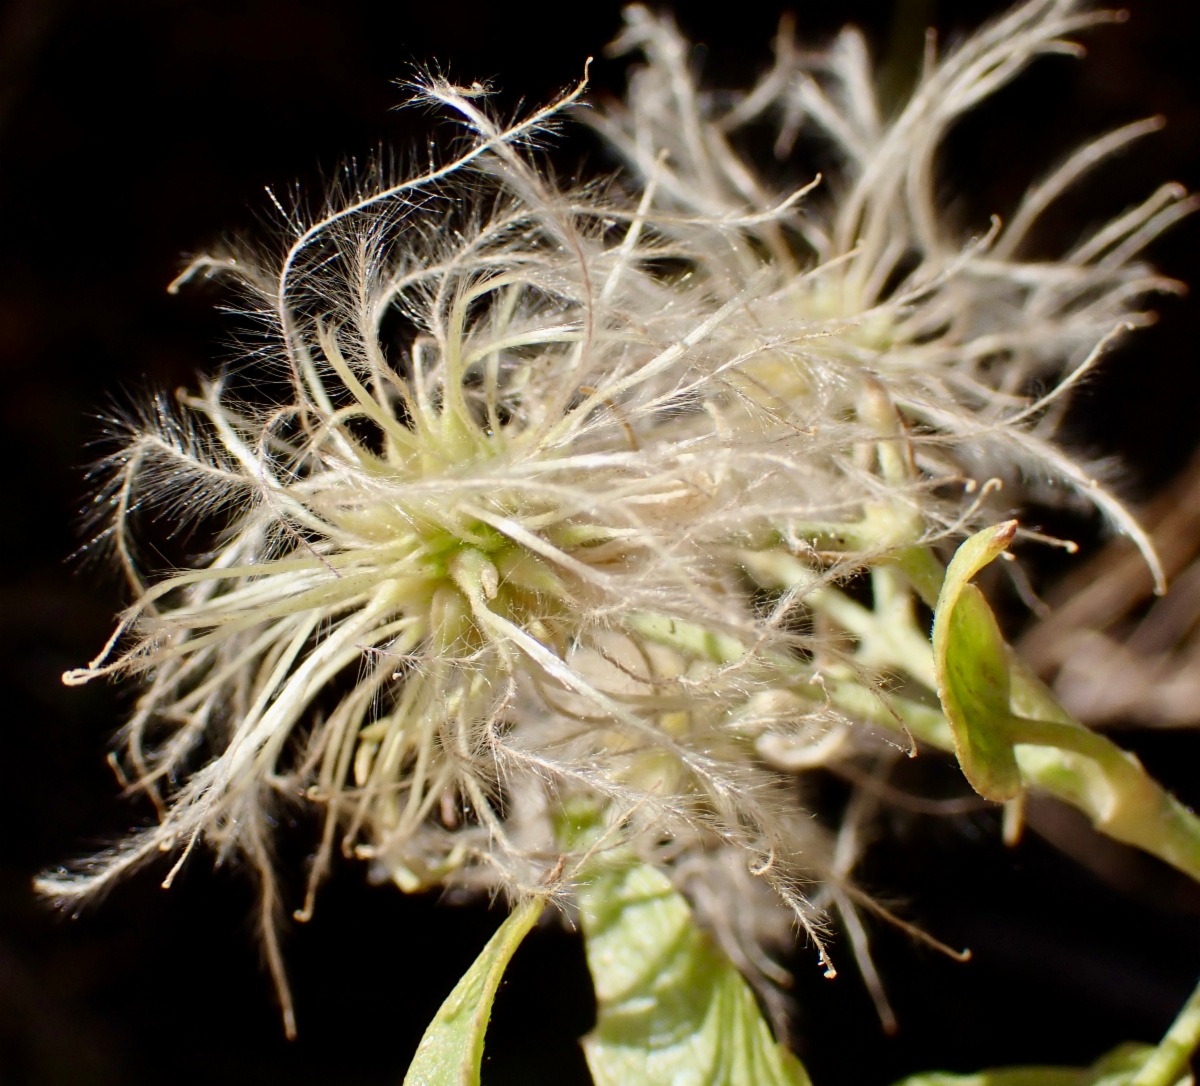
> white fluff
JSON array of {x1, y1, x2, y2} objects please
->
[{"x1": 41, "y1": 0, "x2": 1190, "y2": 1036}]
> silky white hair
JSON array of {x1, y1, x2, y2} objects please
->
[{"x1": 41, "y1": 0, "x2": 1189, "y2": 1036}]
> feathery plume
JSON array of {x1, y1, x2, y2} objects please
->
[{"x1": 42, "y1": 0, "x2": 1190, "y2": 1035}]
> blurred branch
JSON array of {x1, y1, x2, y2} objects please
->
[{"x1": 1018, "y1": 450, "x2": 1200, "y2": 726}]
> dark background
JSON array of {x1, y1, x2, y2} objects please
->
[{"x1": 3, "y1": 0, "x2": 1200, "y2": 1082}]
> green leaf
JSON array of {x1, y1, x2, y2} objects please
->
[
  {"x1": 891, "y1": 1033, "x2": 1200, "y2": 1086},
  {"x1": 402, "y1": 898, "x2": 544, "y2": 1086},
  {"x1": 890, "y1": 1042, "x2": 1161, "y2": 1086},
  {"x1": 919, "y1": 528, "x2": 1200, "y2": 881},
  {"x1": 577, "y1": 859, "x2": 811, "y2": 1086},
  {"x1": 931, "y1": 521, "x2": 1022, "y2": 800},
  {"x1": 892, "y1": 973, "x2": 1200, "y2": 1086}
]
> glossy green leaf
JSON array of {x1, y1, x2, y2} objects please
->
[
  {"x1": 577, "y1": 859, "x2": 811, "y2": 1086},
  {"x1": 932, "y1": 521, "x2": 1022, "y2": 800},
  {"x1": 402, "y1": 898, "x2": 544, "y2": 1086}
]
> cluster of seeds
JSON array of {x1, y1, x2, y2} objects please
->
[{"x1": 43, "y1": 0, "x2": 1191, "y2": 1034}]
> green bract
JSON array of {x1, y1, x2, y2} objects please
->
[
  {"x1": 932, "y1": 521, "x2": 1024, "y2": 799},
  {"x1": 402, "y1": 899, "x2": 545, "y2": 1086}
]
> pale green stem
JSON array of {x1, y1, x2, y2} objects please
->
[
  {"x1": 1133, "y1": 976, "x2": 1200, "y2": 1086},
  {"x1": 641, "y1": 534, "x2": 1200, "y2": 884}
]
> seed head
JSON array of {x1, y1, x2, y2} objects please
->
[{"x1": 41, "y1": 0, "x2": 1190, "y2": 1036}]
